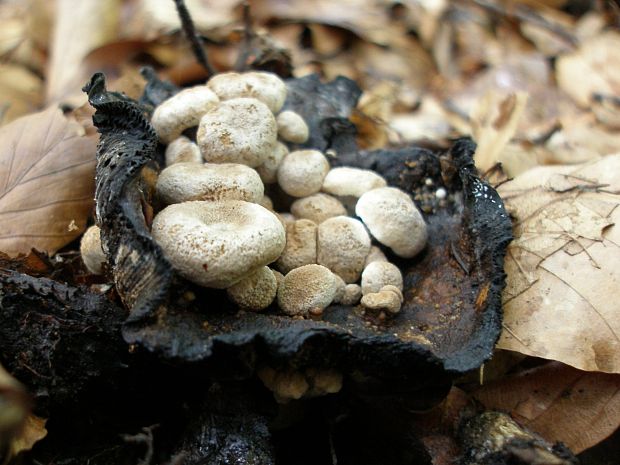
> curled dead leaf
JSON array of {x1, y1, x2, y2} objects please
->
[
  {"x1": 497, "y1": 155, "x2": 620, "y2": 373},
  {"x1": 0, "y1": 106, "x2": 97, "y2": 256},
  {"x1": 473, "y1": 362, "x2": 620, "y2": 453}
]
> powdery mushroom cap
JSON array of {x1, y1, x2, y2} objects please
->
[
  {"x1": 361, "y1": 261, "x2": 403, "y2": 295},
  {"x1": 364, "y1": 245, "x2": 388, "y2": 267},
  {"x1": 276, "y1": 110, "x2": 309, "y2": 143},
  {"x1": 290, "y1": 193, "x2": 347, "y2": 224},
  {"x1": 155, "y1": 162, "x2": 264, "y2": 205},
  {"x1": 275, "y1": 219, "x2": 318, "y2": 274},
  {"x1": 332, "y1": 273, "x2": 346, "y2": 302},
  {"x1": 277, "y1": 264, "x2": 338, "y2": 316},
  {"x1": 256, "y1": 141, "x2": 288, "y2": 184},
  {"x1": 151, "y1": 86, "x2": 219, "y2": 143},
  {"x1": 321, "y1": 167, "x2": 387, "y2": 198},
  {"x1": 197, "y1": 98, "x2": 277, "y2": 167},
  {"x1": 226, "y1": 266, "x2": 277, "y2": 311},
  {"x1": 277, "y1": 150, "x2": 330, "y2": 197},
  {"x1": 207, "y1": 71, "x2": 287, "y2": 113},
  {"x1": 80, "y1": 225, "x2": 106, "y2": 275},
  {"x1": 165, "y1": 136, "x2": 202, "y2": 166},
  {"x1": 337, "y1": 284, "x2": 362, "y2": 305},
  {"x1": 360, "y1": 286, "x2": 403, "y2": 314},
  {"x1": 151, "y1": 200, "x2": 285, "y2": 288},
  {"x1": 356, "y1": 187, "x2": 428, "y2": 258},
  {"x1": 317, "y1": 216, "x2": 371, "y2": 283},
  {"x1": 270, "y1": 268, "x2": 284, "y2": 289}
]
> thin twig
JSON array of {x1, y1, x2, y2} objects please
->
[
  {"x1": 235, "y1": 1, "x2": 255, "y2": 71},
  {"x1": 173, "y1": 0, "x2": 216, "y2": 77}
]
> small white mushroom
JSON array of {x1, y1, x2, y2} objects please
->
[
  {"x1": 226, "y1": 266, "x2": 277, "y2": 311},
  {"x1": 321, "y1": 167, "x2": 387, "y2": 198},
  {"x1": 258, "y1": 195, "x2": 274, "y2": 211},
  {"x1": 151, "y1": 86, "x2": 219, "y2": 143},
  {"x1": 151, "y1": 200, "x2": 285, "y2": 288},
  {"x1": 165, "y1": 136, "x2": 202, "y2": 166},
  {"x1": 207, "y1": 71, "x2": 287, "y2": 113},
  {"x1": 381, "y1": 284, "x2": 404, "y2": 303},
  {"x1": 256, "y1": 141, "x2": 288, "y2": 184},
  {"x1": 276, "y1": 110, "x2": 309, "y2": 143},
  {"x1": 276, "y1": 212, "x2": 297, "y2": 229},
  {"x1": 360, "y1": 286, "x2": 403, "y2": 314},
  {"x1": 364, "y1": 245, "x2": 388, "y2": 267},
  {"x1": 277, "y1": 264, "x2": 338, "y2": 316},
  {"x1": 197, "y1": 98, "x2": 277, "y2": 167},
  {"x1": 332, "y1": 273, "x2": 346, "y2": 303},
  {"x1": 337, "y1": 284, "x2": 362, "y2": 305},
  {"x1": 270, "y1": 268, "x2": 284, "y2": 290},
  {"x1": 155, "y1": 162, "x2": 264, "y2": 205},
  {"x1": 276, "y1": 219, "x2": 318, "y2": 274},
  {"x1": 361, "y1": 261, "x2": 403, "y2": 295},
  {"x1": 80, "y1": 225, "x2": 106, "y2": 275},
  {"x1": 356, "y1": 187, "x2": 428, "y2": 258},
  {"x1": 290, "y1": 193, "x2": 347, "y2": 224},
  {"x1": 317, "y1": 216, "x2": 371, "y2": 283},
  {"x1": 277, "y1": 150, "x2": 330, "y2": 197}
]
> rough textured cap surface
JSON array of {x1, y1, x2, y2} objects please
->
[
  {"x1": 277, "y1": 150, "x2": 330, "y2": 197},
  {"x1": 197, "y1": 98, "x2": 277, "y2": 167},
  {"x1": 207, "y1": 71, "x2": 287, "y2": 113},
  {"x1": 290, "y1": 193, "x2": 347, "y2": 224},
  {"x1": 322, "y1": 167, "x2": 387, "y2": 198},
  {"x1": 277, "y1": 264, "x2": 338, "y2": 316},
  {"x1": 151, "y1": 200, "x2": 285, "y2": 288},
  {"x1": 226, "y1": 266, "x2": 277, "y2": 311}
]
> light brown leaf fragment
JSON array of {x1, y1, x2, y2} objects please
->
[
  {"x1": 0, "y1": 106, "x2": 97, "y2": 256},
  {"x1": 497, "y1": 155, "x2": 620, "y2": 373},
  {"x1": 9, "y1": 415, "x2": 47, "y2": 457},
  {"x1": 474, "y1": 362, "x2": 620, "y2": 453}
]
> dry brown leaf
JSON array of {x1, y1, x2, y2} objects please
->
[
  {"x1": 0, "y1": 64, "x2": 43, "y2": 125},
  {"x1": 497, "y1": 155, "x2": 620, "y2": 373},
  {"x1": 9, "y1": 414, "x2": 47, "y2": 457},
  {"x1": 46, "y1": 0, "x2": 121, "y2": 103},
  {"x1": 0, "y1": 106, "x2": 97, "y2": 256},
  {"x1": 556, "y1": 31, "x2": 620, "y2": 107},
  {"x1": 473, "y1": 362, "x2": 620, "y2": 453}
]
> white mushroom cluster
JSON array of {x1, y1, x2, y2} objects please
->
[{"x1": 82, "y1": 71, "x2": 431, "y2": 319}]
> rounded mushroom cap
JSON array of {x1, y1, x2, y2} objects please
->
[
  {"x1": 207, "y1": 71, "x2": 287, "y2": 113},
  {"x1": 256, "y1": 141, "x2": 288, "y2": 184},
  {"x1": 356, "y1": 186, "x2": 428, "y2": 258},
  {"x1": 364, "y1": 245, "x2": 388, "y2": 267},
  {"x1": 197, "y1": 97, "x2": 277, "y2": 167},
  {"x1": 317, "y1": 216, "x2": 371, "y2": 283},
  {"x1": 155, "y1": 162, "x2": 264, "y2": 205},
  {"x1": 360, "y1": 286, "x2": 402, "y2": 314},
  {"x1": 258, "y1": 367, "x2": 309, "y2": 403},
  {"x1": 290, "y1": 193, "x2": 347, "y2": 224},
  {"x1": 151, "y1": 200, "x2": 285, "y2": 288},
  {"x1": 338, "y1": 284, "x2": 362, "y2": 306},
  {"x1": 276, "y1": 110, "x2": 309, "y2": 143},
  {"x1": 275, "y1": 219, "x2": 318, "y2": 274},
  {"x1": 332, "y1": 273, "x2": 346, "y2": 303},
  {"x1": 321, "y1": 167, "x2": 387, "y2": 198},
  {"x1": 165, "y1": 136, "x2": 202, "y2": 166},
  {"x1": 277, "y1": 150, "x2": 330, "y2": 197},
  {"x1": 226, "y1": 266, "x2": 277, "y2": 311},
  {"x1": 80, "y1": 225, "x2": 106, "y2": 275},
  {"x1": 277, "y1": 264, "x2": 338, "y2": 316},
  {"x1": 361, "y1": 261, "x2": 403, "y2": 295},
  {"x1": 151, "y1": 86, "x2": 219, "y2": 143}
]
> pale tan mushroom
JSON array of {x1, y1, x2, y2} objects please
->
[
  {"x1": 276, "y1": 110, "x2": 309, "y2": 143},
  {"x1": 197, "y1": 98, "x2": 277, "y2": 167},
  {"x1": 337, "y1": 284, "x2": 362, "y2": 306},
  {"x1": 277, "y1": 264, "x2": 338, "y2": 316},
  {"x1": 226, "y1": 266, "x2": 277, "y2": 311},
  {"x1": 80, "y1": 225, "x2": 106, "y2": 275},
  {"x1": 360, "y1": 285, "x2": 403, "y2": 314},
  {"x1": 207, "y1": 71, "x2": 287, "y2": 113},
  {"x1": 155, "y1": 162, "x2": 264, "y2": 205},
  {"x1": 256, "y1": 141, "x2": 288, "y2": 184},
  {"x1": 290, "y1": 193, "x2": 347, "y2": 224},
  {"x1": 317, "y1": 216, "x2": 371, "y2": 283},
  {"x1": 165, "y1": 136, "x2": 202, "y2": 166},
  {"x1": 151, "y1": 200, "x2": 285, "y2": 288},
  {"x1": 361, "y1": 261, "x2": 403, "y2": 295},
  {"x1": 364, "y1": 245, "x2": 388, "y2": 267},
  {"x1": 151, "y1": 86, "x2": 219, "y2": 143},
  {"x1": 277, "y1": 150, "x2": 330, "y2": 197},
  {"x1": 275, "y1": 219, "x2": 318, "y2": 274},
  {"x1": 321, "y1": 167, "x2": 387, "y2": 198},
  {"x1": 356, "y1": 187, "x2": 428, "y2": 258},
  {"x1": 258, "y1": 367, "x2": 309, "y2": 403}
]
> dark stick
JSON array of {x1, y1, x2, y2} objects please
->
[
  {"x1": 234, "y1": 1, "x2": 255, "y2": 71},
  {"x1": 173, "y1": 0, "x2": 216, "y2": 77}
]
